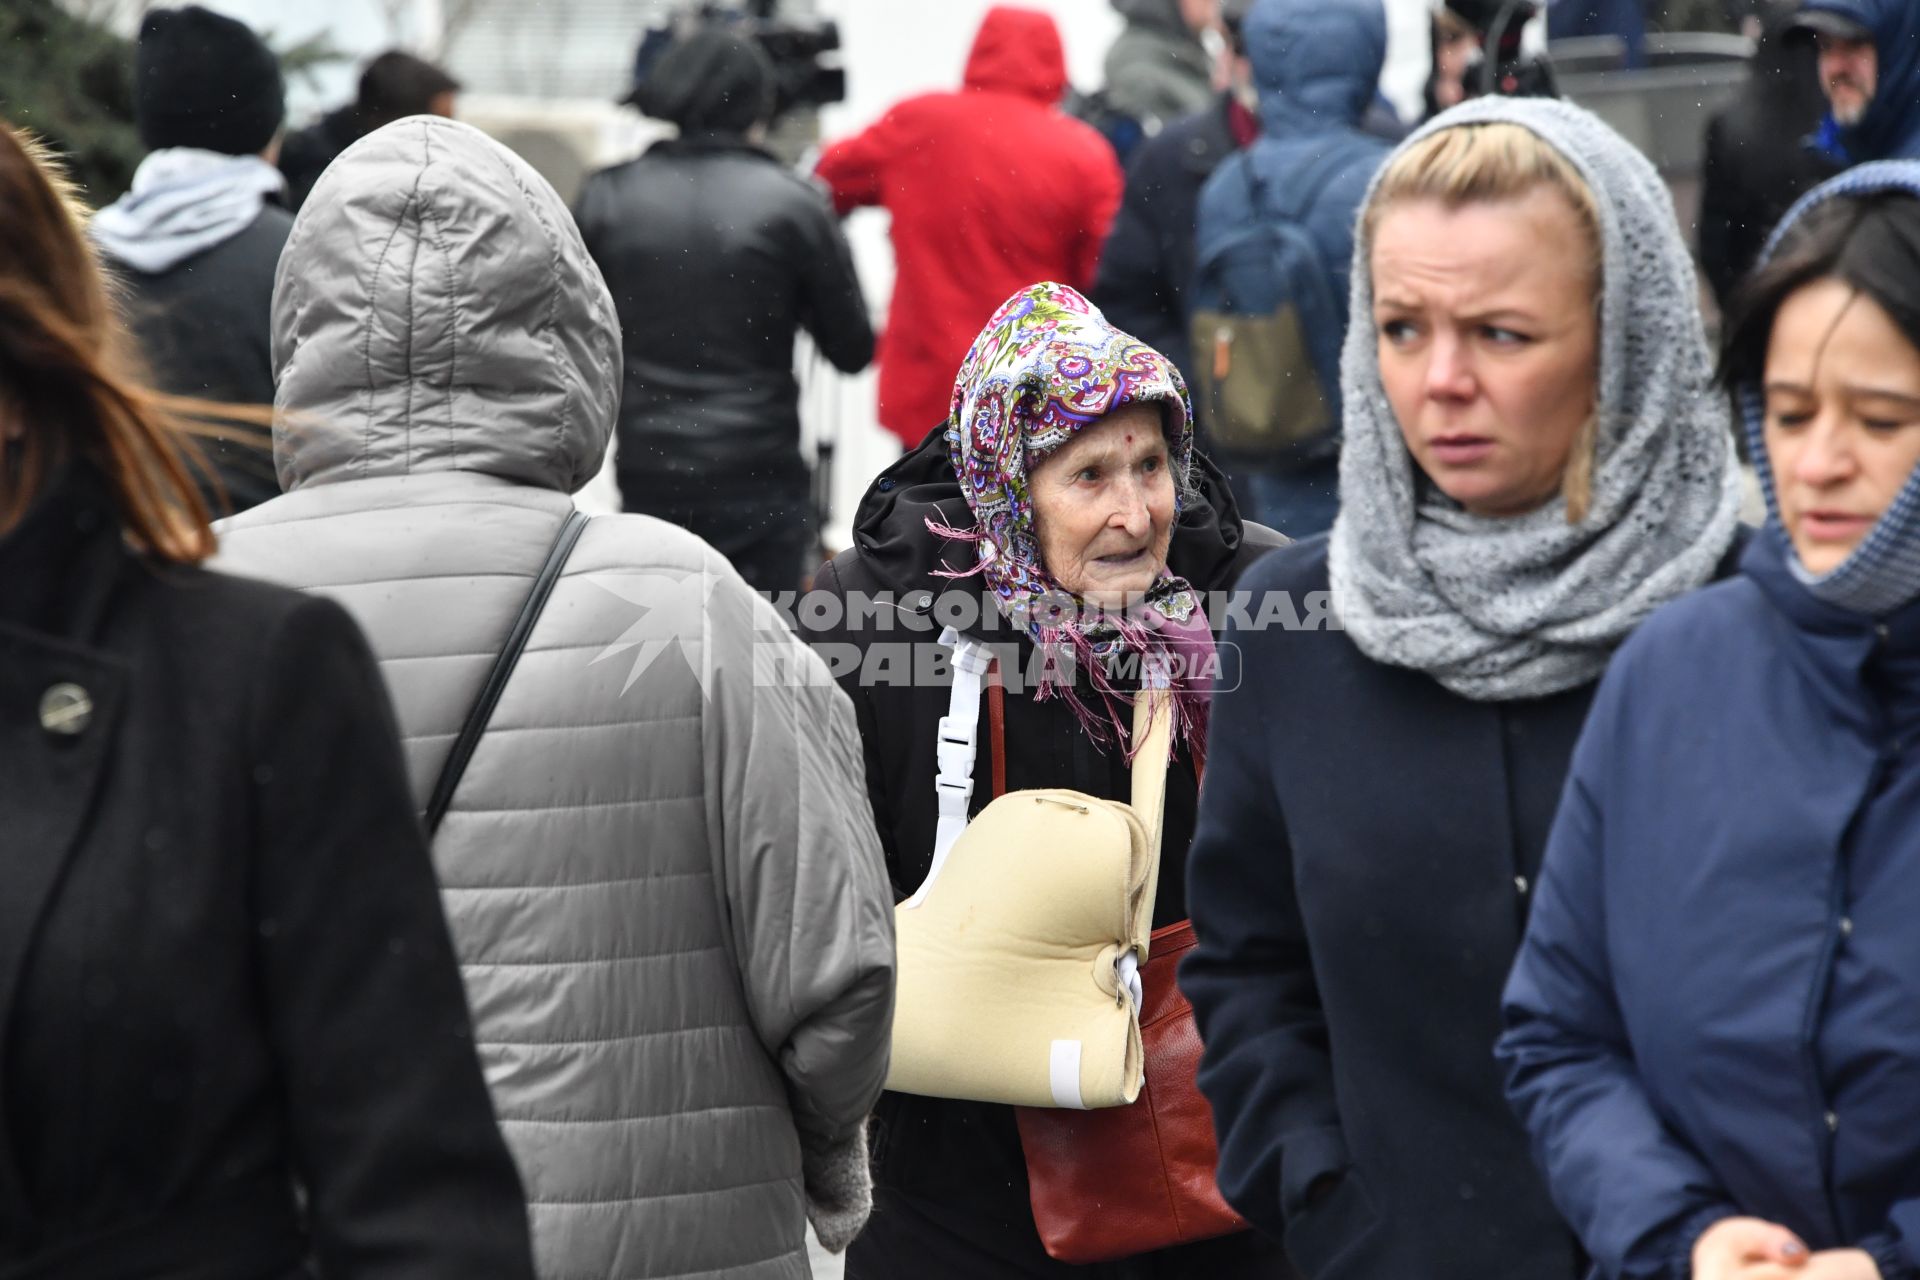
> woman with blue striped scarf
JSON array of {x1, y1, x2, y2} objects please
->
[{"x1": 1500, "y1": 162, "x2": 1920, "y2": 1280}]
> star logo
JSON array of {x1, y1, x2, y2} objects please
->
[{"x1": 589, "y1": 570, "x2": 721, "y2": 698}]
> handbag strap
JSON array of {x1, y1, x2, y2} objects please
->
[
  {"x1": 984, "y1": 674, "x2": 1202, "y2": 801},
  {"x1": 423, "y1": 508, "x2": 590, "y2": 835}
]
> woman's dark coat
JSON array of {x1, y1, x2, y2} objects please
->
[
  {"x1": 1179, "y1": 535, "x2": 1592, "y2": 1279},
  {"x1": 800, "y1": 429, "x2": 1287, "y2": 1276},
  {"x1": 0, "y1": 465, "x2": 534, "y2": 1277},
  {"x1": 1501, "y1": 526, "x2": 1920, "y2": 1279}
]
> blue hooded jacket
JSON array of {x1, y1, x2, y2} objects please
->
[
  {"x1": 1499, "y1": 165, "x2": 1920, "y2": 1280},
  {"x1": 1801, "y1": 0, "x2": 1920, "y2": 162},
  {"x1": 1190, "y1": 0, "x2": 1391, "y2": 424}
]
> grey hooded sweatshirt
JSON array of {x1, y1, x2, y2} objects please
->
[
  {"x1": 213, "y1": 117, "x2": 896, "y2": 1279},
  {"x1": 1104, "y1": 0, "x2": 1216, "y2": 127}
]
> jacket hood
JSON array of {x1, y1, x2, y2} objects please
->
[
  {"x1": 269, "y1": 116, "x2": 620, "y2": 495},
  {"x1": 1112, "y1": 0, "x2": 1196, "y2": 38},
  {"x1": 1245, "y1": 0, "x2": 1388, "y2": 133},
  {"x1": 851, "y1": 426, "x2": 1257, "y2": 628},
  {"x1": 1799, "y1": 0, "x2": 1920, "y2": 161},
  {"x1": 1737, "y1": 160, "x2": 1920, "y2": 616},
  {"x1": 964, "y1": 6, "x2": 1068, "y2": 104}
]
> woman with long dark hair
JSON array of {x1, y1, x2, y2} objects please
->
[{"x1": 0, "y1": 123, "x2": 534, "y2": 1277}]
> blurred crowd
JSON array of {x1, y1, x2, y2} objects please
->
[{"x1": 6, "y1": 0, "x2": 1920, "y2": 1278}]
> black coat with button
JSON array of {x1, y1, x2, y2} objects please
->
[
  {"x1": 0, "y1": 464, "x2": 534, "y2": 1277},
  {"x1": 1180, "y1": 532, "x2": 1746, "y2": 1279},
  {"x1": 800, "y1": 428, "x2": 1288, "y2": 1272}
]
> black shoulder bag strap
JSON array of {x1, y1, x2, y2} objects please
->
[{"x1": 424, "y1": 508, "x2": 591, "y2": 835}]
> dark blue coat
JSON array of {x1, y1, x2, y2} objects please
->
[
  {"x1": 1181, "y1": 537, "x2": 1588, "y2": 1279},
  {"x1": 1799, "y1": 0, "x2": 1920, "y2": 162},
  {"x1": 1500, "y1": 525, "x2": 1920, "y2": 1279}
]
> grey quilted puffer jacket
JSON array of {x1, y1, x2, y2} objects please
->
[{"x1": 214, "y1": 117, "x2": 896, "y2": 1280}]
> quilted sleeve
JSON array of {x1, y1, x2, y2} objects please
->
[{"x1": 702, "y1": 558, "x2": 897, "y2": 1148}]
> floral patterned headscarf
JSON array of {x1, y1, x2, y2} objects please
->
[{"x1": 938, "y1": 282, "x2": 1210, "y2": 756}]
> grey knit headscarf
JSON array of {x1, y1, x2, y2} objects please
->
[{"x1": 1329, "y1": 97, "x2": 1743, "y2": 702}]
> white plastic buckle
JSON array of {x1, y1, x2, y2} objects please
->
[
  {"x1": 950, "y1": 638, "x2": 995, "y2": 677},
  {"x1": 935, "y1": 715, "x2": 977, "y2": 801},
  {"x1": 1116, "y1": 950, "x2": 1143, "y2": 1014}
]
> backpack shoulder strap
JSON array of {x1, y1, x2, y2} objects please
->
[
  {"x1": 1263, "y1": 145, "x2": 1360, "y2": 226},
  {"x1": 424, "y1": 508, "x2": 591, "y2": 835}
]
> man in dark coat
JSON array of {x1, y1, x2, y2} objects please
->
[
  {"x1": 575, "y1": 26, "x2": 873, "y2": 593},
  {"x1": 278, "y1": 50, "x2": 460, "y2": 212},
  {"x1": 1791, "y1": 0, "x2": 1920, "y2": 164},
  {"x1": 1094, "y1": 0, "x2": 1259, "y2": 386},
  {"x1": 814, "y1": 7, "x2": 1122, "y2": 447},
  {"x1": 91, "y1": 5, "x2": 291, "y2": 514}
]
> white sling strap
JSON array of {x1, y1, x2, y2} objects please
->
[
  {"x1": 913, "y1": 627, "x2": 1174, "y2": 1017},
  {"x1": 903, "y1": 626, "x2": 994, "y2": 910}
]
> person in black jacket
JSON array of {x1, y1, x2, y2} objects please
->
[
  {"x1": 1179, "y1": 100, "x2": 1745, "y2": 1280},
  {"x1": 91, "y1": 5, "x2": 293, "y2": 514},
  {"x1": 575, "y1": 26, "x2": 874, "y2": 594},
  {"x1": 1093, "y1": 0, "x2": 1258, "y2": 388},
  {"x1": 0, "y1": 122, "x2": 533, "y2": 1279},
  {"x1": 801, "y1": 282, "x2": 1289, "y2": 1278},
  {"x1": 1698, "y1": 0, "x2": 1836, "y2": 309},
  {"x1": 278, "y1": 50, "x2": 460, "y2": 212}
]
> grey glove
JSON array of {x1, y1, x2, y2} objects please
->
[{"x1": 802, "y1": 1122, "x2": 873, "y2": 1254}]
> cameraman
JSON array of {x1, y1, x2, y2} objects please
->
[{"x1": 574, "y1": 26, "x2": 873, "y2": 593}]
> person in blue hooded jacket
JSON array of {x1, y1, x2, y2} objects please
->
[
  {"x1": 1189, "y1": 0, "x2": 1391, "y2": 539},
  {"x1": 1791, "y1": 0, "x2": 1920, "y2": 164},
  {"x1": 1500, "y1": 163, "x2": 1920, "y2": 1280}
]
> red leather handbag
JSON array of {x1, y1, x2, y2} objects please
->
[{"x1": 980, "y1": 675, "x2": 1249, "y2": 1263}]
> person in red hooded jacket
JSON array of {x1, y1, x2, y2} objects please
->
[{"x1": 814, "y1": 6, "x2": 1124, "y2": 450}]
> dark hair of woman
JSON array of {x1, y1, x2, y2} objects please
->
[{"x1": 1719, "y1": 192, "x2": 1920, "y2": 393}]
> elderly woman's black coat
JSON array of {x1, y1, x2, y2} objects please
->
[
  {"x1": 802, "y1": 429, "x2": 1287, "y2": 1277},
  {"x1": 0, "y1": 464, "x2": 534, "y2": 1277}
]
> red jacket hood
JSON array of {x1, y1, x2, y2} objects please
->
[{"x1": 964, "y1": 6, "x2": 1068, "y2": 103}]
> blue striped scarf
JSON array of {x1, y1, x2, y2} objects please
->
[{"x1": 1743, "y1": 161, "x2": 1920, "y2": 617}]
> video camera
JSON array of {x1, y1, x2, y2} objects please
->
[
  {"x1": 1445, "y1": 0, "x2": 1561, "y2": 99},
  {"x1": 626, "y1": 1, "x2": 846, "y2": 122}
]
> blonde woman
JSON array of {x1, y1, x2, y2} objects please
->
[{"x1": 1180, "y1": 99, "x2": 1745, "y2": 1279}]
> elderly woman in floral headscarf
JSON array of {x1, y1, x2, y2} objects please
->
[{"x1": 800, "y1": 282, "x2": 1286, "y2": 1277}]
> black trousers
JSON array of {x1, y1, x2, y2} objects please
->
[{"x1": 847, "y1": 1185, "x2": 1296, "y2": 1280}]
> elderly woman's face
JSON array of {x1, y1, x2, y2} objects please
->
[
  {"x1": 1029, "y1": 403, "x2": 1176, "y2": 607},
  {"x1": 1371, "y1": 187, "x2": 1600, "y2": 518},
  {"x1": 1763, "y1": 276, "x2": 1920, "y2": 575}
]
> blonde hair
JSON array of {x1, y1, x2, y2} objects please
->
[{"x1": 1363, "y1": 123, "x2": 1605, "y2": 522}]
